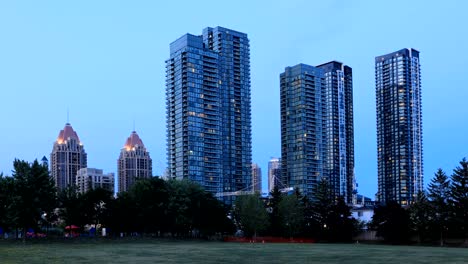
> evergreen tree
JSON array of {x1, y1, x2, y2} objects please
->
[
  {"x1": 310, "y1": 179, "x2": 333, "y2": 240},
  {"x1": 327, "y1": 196, "x2": 356, "y2": 242},
  {"x1": 371, "y1": 201, "x2": 411, "y2": 244},
  {"x1": 267, "y1": 186, "x2": 283, "y2": 236},
  {"x1": 450, "y1": 158, "x2": 468, "y2": 244},
  {"x1": 278, "y1": 192, "x2": 304, "y2": 237},
  {"x1": 409, "y1": 191, "x2": 432, "y2": 243},
  {"x1": 427, "y1": 168, "x2": 450, "y2": 245}
]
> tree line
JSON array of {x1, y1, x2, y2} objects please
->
[
  {"x1": 3, "y1": 158, "x2": 467, "y2": 244},
  {"x1": 370, "y1": 158, "x2": 468, "y2": 245},
  {"x1": 0, "y1": 159, "x2": 360, "y2": 241},
  {"x1": 0, "y1": 159, "x2": 234, "y2": 239}
]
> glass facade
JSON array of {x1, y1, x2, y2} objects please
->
[
  {"x1": 166, "y1": 27, "x2": 252, "y2": 202},
  {"x1": 375, "y1": 48, "x2": 423, "y2": 205},
  {"x1": 280, "y1": 62, "x2": 355, "y2": 202},
  {"x1": 317, "y1": 61, "x2": 355, "y2": 204},
  {"x1": 280, "y1": 64, "x2": 326, "y2": 198}
]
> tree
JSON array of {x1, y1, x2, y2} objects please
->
[
  {"x1": 234, "y1": 193, "x2": 269, "y2": 238},
  {"x1": 409, "y1": 192, "x2": 432, "y2": 244},
  {"x1": 9, "y1": 159, "x2": 56, "y2": 240},
  {"x1": 310, "y1": 179, "x2": 333, "y2": 240},
  {"x1": 371, "y1": 201, "x2": 411, "y2": 244},
  {"x1": 327, "y1": 196, "x2": 356, "y2": 242},
  {"x1": 450, "y1": 158, "x2": 468, "y2": 244},
  {"x1": 267, "y1": 186, "x2": 283, "y2": 236},
  {"x1": 427, "y1": 168, "x2": 450, "y2": 246},
  {"x1": 278, "y1": 193, "x2": 304, "y2": 237},
  {"x1": 58, "y1": 186, "x2": 87, "y2": 229},
  {"x1": 81, "y1": 188, "x2": 113, "y2": 230},
  {"x1": 0, "y1": 175, "x2": 14, "y2": 232}
]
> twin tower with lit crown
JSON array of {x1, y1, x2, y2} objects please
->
[{"x1": 49, "y1": 123, "x2": 152, "y2": 194}]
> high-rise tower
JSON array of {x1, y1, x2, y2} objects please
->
[
  {"x1": 317, "y1": 61, "x2": 355, "y2": 204},
  {"x1": 280, "y1": 62, "x2": 355, "y2": 202},
  {"x1": 251, "y1": 163, "x2": 262, "y2": 193},
  {"x1": 50, "y1": 123, "x2": 87, "y2": 191},
  {"x1": 268, "y1": 157, "x2": 282, "y2": 192},
  {"x1": 166, "y1": 26, "x2": 251, "y2": 201},
  {"x1": 118, "y1": 131, "x2": 152, "y2": 193},
  {"x1": 280, "y1": 64, "x2": 326, "y2": 198},
  {"x1": 375, "y1": 48, "x2": 423, "y2": 205}
]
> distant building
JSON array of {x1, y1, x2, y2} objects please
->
[
  {"x1": 166, "y1": 26, "x2": 252, "y2": 202},
  {"x1": 375, "y1": 48, "x2": 423, "y2": 205},
  {"x1": 251, "y1": 163, "x2": 262, "y2": 193},
  {"x1": 351, "y1": 206, "x2": 374, "y2": 226},
  {"x1": 76, "y1": 168, "x2": 114, "y2": 194},
  {"x1": 267, "y1": 157, "x2": 281, "y2": 192},
  {"x1": 50, "y1": 123, "x2": 87, "y2": 191},
  {"x1": 118, "y1": 131, "x2": 152, "y2": 193}
]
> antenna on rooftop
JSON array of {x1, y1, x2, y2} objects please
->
[{"x1": 67, "y1": 108, "x2": 70, "y2": 123}]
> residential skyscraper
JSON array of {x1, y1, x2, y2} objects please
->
[
  {"x1": 375, "y1": 48, "x2": 423, "y2": 205},
  {"x1": 268, "y1": 157, "x2": 282, "y2": 192},
  {"x1": 166, "y1": 26, "x2": 252, "y2": 201},
  {"x1": 317, "y1": 61, "x2": 355, "y2": 204},
  {"x1": 251, "y1": 163, "x2": 262, "y2": 193},
  {"x1": 280, "y1": 62, "x2": 355, "y2": 202},
  {"x1": 76, "y1": 168, "x2": 114, "y2": 194},
  {"x1": 50, "y1": 123, "x2": 87, "y2": 191},
  {"x1": 118, "y1": 131, "x2": 152, "y2": 193},
  {"x1": 280, "y1": 64, "x2": 326, "y2": 198}
]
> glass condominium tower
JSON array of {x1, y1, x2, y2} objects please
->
[
  {"x1": 166, "y1": 27, "x2": 252, "y2": 201},
  {"x1": 317, "y1": 61, "x2": 355, "y2": 204},
  {"x1": 280, "y1": 62, "x2": 355, "y2": 202},
  {"x1": 375, "y1": 48, "x2": 423, "y2": 205},
  {"x1": 280, "y1": 64, "x2": 326, "y2": 198}
]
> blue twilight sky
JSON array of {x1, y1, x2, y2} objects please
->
[{"x1": 0, "y1": 0, "x2": 467, "y2": 198}]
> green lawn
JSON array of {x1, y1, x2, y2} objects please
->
[{"x1": 0, "y1": 240, "x2": 467, "y2": 263}]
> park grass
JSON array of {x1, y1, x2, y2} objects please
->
[{"x1": 1, "y1": 240, "x2": 468, "y2": 264}]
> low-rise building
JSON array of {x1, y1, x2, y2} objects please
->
[{"x1": 76, "y1": 168, "x2": 114, "y2": 194}]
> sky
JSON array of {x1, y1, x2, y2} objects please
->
[{"x1": 0, "y1": 0, "x2": 467, "y2": 198}]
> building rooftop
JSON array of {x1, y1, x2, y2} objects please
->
[
  {"x1": 57, "y1": 123, "x2": 80, "y2": 144},
  {"x1": 124, "y1": 131, "x2": 144, "y2": 150}
]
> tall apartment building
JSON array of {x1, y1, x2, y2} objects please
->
[
  {"x1": 118, "y1": 131, "x2": 152, "y2": 193},
  {"x1": 166, "y1": 26, "x2": 251, "y2": 201},
  {"x1": 251, "y1": 163, "x2": 262, "y2": 193},
  {"x1": 280, "y1": 64, "x2": 326, "y2": 198},
  {"x1": 317, "y1": 61, "x2": 355, "y2": 204},
  {"x1": 376, "y1": 48, "x2": 423, "y2": 205},
  {"x1": 268, "y1": 157, "x2": 281, "y2": 192},
  {"x1": 50, "y1": 123, "x2": 87, "y2": 191},
  {"x1": 76, "y1": 168, "x2": 114, "y2": 194},
  {"x1": 280, "y1": 62, "x2": 355, "y2": 202}
]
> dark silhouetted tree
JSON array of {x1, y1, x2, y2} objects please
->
[
  {"x1": 409, "y1": 191, "x2": 432, "y2": 243},
  {"x1": 427, "y1": 168, "x2": 450, "y2": 245},
  {"x1": 450, "y1": 158, "x2": 468, "y2": 244},
  {"x1": 371, "y1": 201, "x2": 411, "y2": 244}
]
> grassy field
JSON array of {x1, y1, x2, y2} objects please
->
[{"x1": 1, "y1": 240, "x2": 468, "y2": 263}]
